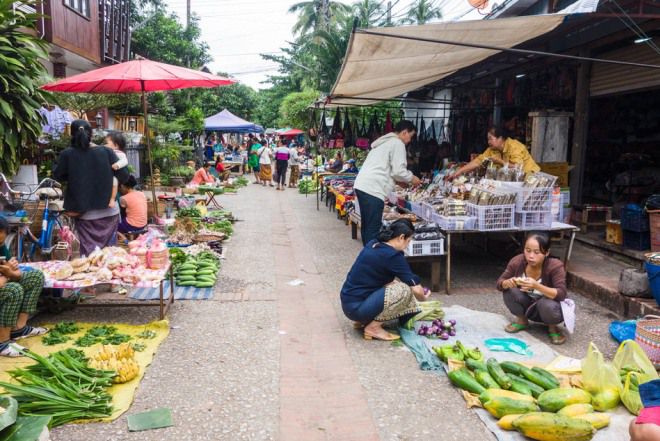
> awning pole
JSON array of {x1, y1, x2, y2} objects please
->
[{"x1": 357, "y1": 29, "x2": 660, "y2": 70}]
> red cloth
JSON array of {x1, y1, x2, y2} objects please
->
[
  {"x1": 636, "y1": 407, "x2": 660, "y2": 426},
  {"x1": 216, "y1": 162, "x2": 225, "y2": 173}
]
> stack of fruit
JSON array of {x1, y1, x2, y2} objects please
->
[
  {"x1": 89, "y1": 343, "x2": 140, "y2": 384},
  {"x1": 446, "y1": 356, "x2": 612, "y2": 441},
  {"x1": 174, "y1": 255, "x2": 219, "y2": 288}
]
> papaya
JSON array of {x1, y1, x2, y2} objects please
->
[
  {"x1": 591, "y1": 388, "x2": 619, "y2": 411},
  {"x1": 479, "y1": 388, "x2": 536, "y2": 405},
  {"x1": 520, "y1": 366, "x2": 559, "y2": 390},
  {"x1": 512, "y1": 412, "x2": 596, "y2": 441},
  {"x1": 474, "y1": 369, "x2": 499, "y2": 390},
  {"x1": 497, "y1": 414, "x2": 523, "y2": 431},
  {"x1": 573, "y1": 412, "x2": 610, "y2": 430},
  {"x1": 487, "y1": 358, "x2": 512, "y2": 390},
  {"x1": 557, "y1": 403, "x2": 594, "y2": 417},
  {"x1": 538, "y1": 388, "x2": 592, "y2": 413},
  {"x1": 465, "y1": 358, "x2": 487, "y2": 372},
  {"x1": 500, "y1": 361, "x2": 525, "y2": 376},
  {"x1": 483, "y1": 396, "x2": 540, "y2": 418},
  {"x1": 447, "y1": 368, "x2": 485, "y2": 395},
  {"x1": 508, "y1": 374, "x2": 545, "y2": 398}
]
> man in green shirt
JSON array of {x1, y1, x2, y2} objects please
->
[
  {"x1": 248, "y1": 138, "x2": 262, "y2": 184},
  {"x1": 0, "y1": 217, "x2": 48, "y2": 357}
]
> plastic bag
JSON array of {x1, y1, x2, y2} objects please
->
[
  {"x1": 609, "y1": 320, "x2": 637, "y2": 343},
  {"x1": 484, "y1": 338, "x2": 533, "y2": 357},
  {"x1": 613, "y1": 340, "x2": 659, "y2": 384},
  {"x1": 581, "y1": 342, "x2": 621, "y2": 411},
  {"x1": 621, "y1": 371, "x2": 643, "y2": 415}
]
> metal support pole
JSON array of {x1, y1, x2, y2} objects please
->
[
  {"x1": 142, "y1": 86, "x2": 159, "y2": 218},
  {"x1": 569, "y1": 50, "x2": 592, "y2": 206}
]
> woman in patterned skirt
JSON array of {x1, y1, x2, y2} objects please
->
[{"x1": 340, "y1": 219, "x2": 429, "y2": 341}]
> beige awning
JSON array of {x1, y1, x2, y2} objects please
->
[{"x1": 329, "y1": 14, "x2": 568, "y2": 106}]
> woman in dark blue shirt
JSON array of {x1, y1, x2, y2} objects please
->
[{"x1": 341, "y1": 219, "x2": 429, "y2": 341}]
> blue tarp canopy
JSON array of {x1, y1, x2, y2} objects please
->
[{"x1": 204, "y1": 109, "x2": 263, "y2": 133}]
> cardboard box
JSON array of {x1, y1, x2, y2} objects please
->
[{"x1": 540, "y1": 162, "x2": 571, "y2": 187}]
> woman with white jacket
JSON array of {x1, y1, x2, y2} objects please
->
[{"x1": 354, "y1": 120, "x2": 421, "y2": 245}]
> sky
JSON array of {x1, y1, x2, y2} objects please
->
[{"x1": 164, "y1": 0, "x2": 492, "y2": 90}]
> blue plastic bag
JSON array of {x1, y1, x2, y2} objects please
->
[
  {"x1": 609, "y1": 320, "x2": 637, "y2": 343},
  {"x1": 484, "y1": 338, "x2": 533, "y2": 357}
]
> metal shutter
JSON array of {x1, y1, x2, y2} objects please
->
[{"x1": 590, "y1": 45, "x2": 660, "y2": 97}]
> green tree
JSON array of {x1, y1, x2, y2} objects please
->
[
  {"x1": 49, "y1": 92, "x2": 134, "y2": 117},
  {"x1": 278, "y1": 89, "x2": 320, "y2": 129},
  {"x1": 400, "y1": 0, "x2": 442, "y2": 25},
  {"x1": 352, "y1": 0, "x2": 385, "y2": 28},
  {"x1": 288, "y1": 0, "x2": 351, "y2": 36},
  {"x1": 0, "y1": 0, "x2": 50, "y2": 174},
  {"x1": 131, "y1": 12, "x2": 211, "y2": 68},
  {"x1": 180, "y1": 82, "x2": 258, "y2": 121}
]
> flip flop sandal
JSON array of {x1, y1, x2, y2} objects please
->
[
  {"x1": 363, "y1": 331, "x2": 400, "y2": 341},
  {"x1": 549, "y1": 332, "x2": 566, "y2": 345},
  {"x1": 0, "y1": 342, "x2": 25, "y2": 358},
  {"x1": 11, "y1": 326, "x2": 49, "y2": 340},
  {"x1": 505, "y1": 323, "x2": 528, "y2": 333}
]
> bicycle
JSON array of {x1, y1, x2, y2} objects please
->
[{"x1": 0, "y1": 173, "x2": 67, "y2": 262}]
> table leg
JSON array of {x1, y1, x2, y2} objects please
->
[
  {"x1": 431, "y1": 259, "x2": 440, "y2": 293},
  {"x1": 316, "y1": 178, "x2": 319, "y2": 211},
  {"x1": 564, "y1": 230, "x2": 577, "y2": 271},
  {"x1": 170, "y1": 266, "x2": 175, "y2": 305},
  {"x1": 351, "y1": 221, "x2": 357, "y2": 240},
  {"x1": 159, "y1": 279, "x2": 164, "y2": 320},
  {"x1": 445, "y1": 233, "x2": 451, "y2": 295}
]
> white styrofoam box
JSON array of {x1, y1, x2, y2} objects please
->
[{"x1": 405, "y1": 238, "x2": 445, "y2": 256}]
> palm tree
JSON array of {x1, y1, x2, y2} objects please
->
[
  {"x1": 401, "y1": 0, "x2": 442, "y2": 25},
  {"x1": 288, "y1": 0, "x2": 352, "y2": 36},
  {"x1": 352, "y1": 0, "x2": 385, "y2": 28}
]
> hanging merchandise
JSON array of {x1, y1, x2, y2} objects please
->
[
  {"x1": 329, "y1": 108, "x2": 344, "y2": 148},
  {"x1": 367, "y1": 112, "x2": 381, "y2": 142},
  {"x1": 384, "y1": 111, "x2": 393, "y2": 134},
  {"x1": 308, "y1": 109, "x2": 318, "y2": 140},
  {"x1": 355, "y1": 110, "x2": 370, "y2": 149},
  {"x1": 343, "y1": 109, "x2": 353, "y2": 148},
  {"x1": 319, "y1": 109, "x2": 329, "y2": 148},
  {"x1": 427, "y1": 119, "x2": 437, "y2": 143},
  {"x1": 411, "y1": 113, "x2": 419, "y2": 149},
  {"x1": 419, "y1": 116, "x2": 427, "y2": 144}
]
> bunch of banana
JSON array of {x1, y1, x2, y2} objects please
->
[{"x1": 90, "y1": 343, "x2": 139, "y2": 384}]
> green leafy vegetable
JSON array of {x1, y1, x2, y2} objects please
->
[
  {"x1": 132, "y1": 343, "x2": 146, "y2": 352},
  {"x1": 137, "y1": 330, "x2": 157, "y2": 339},
  {"x1": 52, "y1": 321, "x2": 80, "y2": 335},
  {"x1": 41, "y1": 332, "x2": 70, "y2": 346}
]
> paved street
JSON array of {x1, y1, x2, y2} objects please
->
[{"x1": 48, "y1": 183, "x2": 620, "y2": 441}]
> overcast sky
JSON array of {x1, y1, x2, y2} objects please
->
[{"x1": 165, "y1": 0, "x2": 492, "y2": 90}]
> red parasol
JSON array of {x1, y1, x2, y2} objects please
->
[
  {"x1": 42, "y1": 59, "x2": 235, "y2": 216},
  {"x1": 280, "y1": 128, "x2": 304, "y2": 136}
]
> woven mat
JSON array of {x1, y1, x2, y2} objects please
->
[{"x1": 128, "y1": 281, "x2": 214, "y2": 300}]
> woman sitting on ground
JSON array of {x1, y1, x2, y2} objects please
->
[
  {"x1": 190, "y1": 162, "x2": 216, "y2": 186},
  {"x1": 0, "y1": 217, "x2": 48, "y2": 357},
  {"x1": 340, "y1": 219, "x2": 429, "y2": 341},
  {"x1": 117, "y1": 176, "x2": 148, "y2": 241},
  {"x1": 215, "y1": 155, "x2": 231, "y2": 182},
  {"x1": 496, "y1": 232, "x2": 569, "y2": 345}
]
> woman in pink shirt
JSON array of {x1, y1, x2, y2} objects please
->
[
  {"x1": 118, "y1": 176, "x2": 148, "y2": 237},
  {"x1": 190, "y1": 163, "x2": 216, "y2": 186}
]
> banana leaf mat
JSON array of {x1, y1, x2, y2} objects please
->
[
  {"x1": 0, "y1": 320, "x2": 169, "y2": 423},
  {"x1": 128, "y1": 281, "x2": 214, "y2": 300},
  {"x1": 400, "y1": 306, "x2": 632, "y2": 441}
]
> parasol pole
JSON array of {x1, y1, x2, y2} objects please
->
[{"x1": 141, "y1": 81, "x2": 159, "y2": 218}]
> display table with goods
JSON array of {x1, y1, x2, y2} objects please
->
[
  {"x1": 23, "y1": 238, "x2": 175, "y2": 320},
  {"x1": 401, "y1": 303, "x2": 649, "y2": 441},
  {"x1": 347, "y1": 171, "x2": 579, "y2": 293},
  {"x1": 315, "y1": 172, "x2": 357, "y2": 211},
  {"x1": 0, "y1": 319, "x2": 169, "y2": 433}
]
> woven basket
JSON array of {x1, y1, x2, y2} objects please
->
[
  {"x1": 193, "y1": 233, "x2": 225, "y2": 243},
  {"x1": 635, "y1": 315, "x2": 660, "y2": 367}
]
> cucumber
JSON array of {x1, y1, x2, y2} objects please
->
[
  {"x1": 487, "y1": 358, "x2": 512, "y2": 390},
  {"x1": 448, "y1": 368, "x2": 486, "y2": 395},
  {"x1": 196, "y1": 270, "x2": 216, "y2": 276},
  {"x1": 509, "y1": 378, "x2": 533, "y2": 396},
  {"x1": 508, "y1": 374, "x2": 545, "y2": 398},
  {"x1": 465, "y1": 358, "x2": 487, "y2": 372},
  {"x1": 474, "y1": 369, "x2": 500, "y2": 389},
  {"x1": 195, "y1": 276, "x2": 216, "y2": 284},
  {"x1": 178, "y1": 265, "x2": 197, "y2": 271},
  {"x1": 177, "y1": 281, "x2": 196, "y2": 286},
  {"x1": 519, "y1": 366, "x2": 558, "y2": 390},
  {"x1": 177, "y1": 276, "x2": 196, "y2": 282},
  {"x1": 196, "y1": 262, "x2": 217, "y2": 268},
  {"x1": 194, "y1": 281, "x2": 215, "y2": 288},
  {"x1": 177, "y1": 270, "x2": 196, "y2": 276}
]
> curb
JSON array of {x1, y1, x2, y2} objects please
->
[{"x1": 567, "y1": 270, "x2": 660, "y2": 318}]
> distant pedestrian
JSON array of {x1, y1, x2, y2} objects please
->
[
  {"x1": 257, "y1": 142, "x2": 274, "y2": 187},
  {"x1": 354, "y1": 120, "x2": 421, "y2": 245},
  {"x1": 288, "y1": 142, "x2": 300, "y2": 188},
  {"x1": 248, "y1": 139, "x2": 261, "y2": 184},
  {"x1": 273, "y1": 139, "x2": 290, "y2": 191}
]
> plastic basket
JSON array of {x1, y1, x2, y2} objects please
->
[
  {"x1": 434, "y1": 214, "x2": 477, "y2": 231},
  {"x1": 621, "y1": 207, "x2": 650, "y2": 232},
  {"x1": 421, "y1": 202, "x2": 436, "y2": 222},
  {"x1": 635, "y1": 315, "x2": 660, "y2": 367},
  {"x1": 466, "y1": 203, "x2": 515, "y2": 231},
  {"x1": 410, "y1": 202, "x2": 424, "y2": 218},
  {"x1": 623, "y1": 230, "x2": 651, "y2": 251},
  {"x1": 515, "y1": 211, "x2": 553, "y2": 230},
  {"x1": 405, "y1": 238, "x2": 444, "y2": 256},
  {"x1": 502, "y1": 184, "x2": 552, "y2": 212}
]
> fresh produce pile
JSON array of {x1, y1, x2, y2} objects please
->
[
  {"x1": 197, "y1": 185, "x2": 224, "y2": 195},
  {"x1": 434, "y1": 340, "x2": 482, "y2": 362},
  {"x1": 234, "y1": 176, "x2": 249, "y2": 188},
  {"x1": 173, "y1": 251, "x2": 220, "y2": 288},
  {"x1": 176, "y1": 207, "x2": 202, "y2": 219},
  {"x1": 74, "y1": 325, "x2": 132, "y2": 347},
  {"x1": 417, "y1": 318, "x2": 457, "y2": 340},
  {"x1": 442, "y1": 349, "x2": 617, "y2": 441},
  {"x1": 42, "y1": 321, "x2": 80, "y2": 346},
  {"x1": 0, "y1": 349, "x2": 114, "y2": 427},
  {"x1": 298, "y1": 177, "x2": 318, "y2": 194},
  {"x1": 403, "y1": 301, "x2": 444, "y2": 330},
  {"x1": 205, "y1": 219, "x2": 233, "y2": 236},
  {"x1": 89, "y1": 344, "x2": 139, "y2": 384}
]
